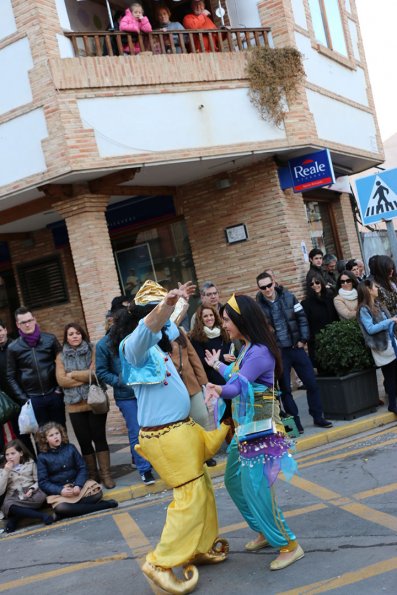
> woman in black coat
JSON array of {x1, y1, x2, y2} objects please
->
[
  {"x1": 301, "y1": 273, "x2": 339, "y2": 368},
  {"x1": 189, "y1": 305, "x2": 233, "y2": 385},
  {"x1": 190, "y1": 305, "x2": 234, "y2": 431}
]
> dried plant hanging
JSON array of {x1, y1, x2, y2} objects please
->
[{"x1": 246, "y1": 47, "x2": 305, "y2": 127}]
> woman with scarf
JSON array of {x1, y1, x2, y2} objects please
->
[
  {"x1": 302, "y1": 273, "x2": 339, "y2": 367},
  {"x1": 55, "y1": 323, "x2": 115, "y2": 489},
  {"x1": 190, "y1": 304, "x2": 233, "y2": 384},
  {"x1": 333, "y1": 270, "x2": 359, "y2": 320},
  {"x1": 190, "y1": 304, "x2": 234, "y2": 433},
  {"x1": 204, "y1": 295, "x2": 303, "y2": 572}
]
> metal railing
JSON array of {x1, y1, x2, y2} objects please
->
[{"x1": 64, "y1": 27, "x2": 271, "y2": 57}]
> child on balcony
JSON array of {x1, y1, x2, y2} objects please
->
[{"x1": 120, "y1": 2, "x2": 152, "y2": 55}]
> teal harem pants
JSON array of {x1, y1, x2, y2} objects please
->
[{"x1": 224, "y1": 440, "x2": 296, "y2": 549}]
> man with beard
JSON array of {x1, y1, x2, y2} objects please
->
[{"x1": 117, "y1": 280, "x2": 229, "y2": 594}]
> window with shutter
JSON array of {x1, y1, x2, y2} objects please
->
[{"x1": 17, "y1": 255, "x2": 69, "y2": 309}]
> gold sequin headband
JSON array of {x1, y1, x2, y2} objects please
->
[{"x1": 227, "y1": 293, "x2": 241, "y2": 314}]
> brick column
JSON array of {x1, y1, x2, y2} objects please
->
[{"x1": 53, "y1": 194, "x2": 120, "y2": 342}]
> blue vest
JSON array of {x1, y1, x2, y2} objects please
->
[{"x1": 119, "y1": 339, "x2": 167, "y2": 385}]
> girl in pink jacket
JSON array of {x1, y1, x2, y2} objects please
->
[{"x1": 120, "y1": 2, "x2": 152, "y2": 55}]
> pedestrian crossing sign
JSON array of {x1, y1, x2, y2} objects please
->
[{"x1": 354, "y1": 168, "x2": 397, "y2": 225}]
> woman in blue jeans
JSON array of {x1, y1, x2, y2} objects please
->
[{"x1": 96, "y1": 314, "x2": 155, "y2": 486}]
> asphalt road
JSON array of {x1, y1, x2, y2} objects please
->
[{"x1": 1, "y1": 425, "x2": 397, "y2": 594}]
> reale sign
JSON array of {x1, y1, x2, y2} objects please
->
[{"x1": 288, "y1": 149, "x2": 335, "y2": 193}]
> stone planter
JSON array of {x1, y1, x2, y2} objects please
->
[{"x1": 317, "y1": 368, "x2": 379, "y2": 421}]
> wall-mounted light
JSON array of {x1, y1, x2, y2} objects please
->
[{"x1": 216, "y1": 178, "x2": 232, "y2": 190}]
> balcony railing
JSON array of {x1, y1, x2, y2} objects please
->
[{"x1": 64, "y1": 28, "x2": 271, "y2": 57}]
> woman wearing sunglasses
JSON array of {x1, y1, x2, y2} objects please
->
[
  {"x1": 334, "y1": 270, "x2": 359, "y2": 320},
  {"x1": 301, "y1": 274, "x2": 338, "y2": 368}
]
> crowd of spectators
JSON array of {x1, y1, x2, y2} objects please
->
[
  {"x1": 2, "y1": 249, "x2": 397, "y2": 534},
  {"x1": 105, "y1": 1, "x2": 225, "y2": 56}
]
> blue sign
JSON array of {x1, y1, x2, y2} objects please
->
[
  {"x1": 354, "y1": 168, "x2": 397, "y2": 225},
  {"x1": 288, "y1": 149, "x2": 335, "y2": 193}
]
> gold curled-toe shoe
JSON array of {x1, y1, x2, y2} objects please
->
[
  {"x1": 191, "y1": 537, "x2": 229, "y2": 565},
  {"x1": 142, "y1": 561, "x2": 199, "y2": 594},
  {"x1": 270, "y1": 544, "x2": 304, "y2": 571},
  {"x1": 245, "y1": 537, "x2": 270, "y2": 552}
]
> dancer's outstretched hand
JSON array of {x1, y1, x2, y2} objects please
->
[
  {"x1": 164, "y1": 281, "x2": 196, "y2": 306},
  {"x1": 204, "y1": 348, "x2": 221, "y2": 367}
]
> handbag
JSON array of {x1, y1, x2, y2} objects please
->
[
  {"x1": 0, "y1": 389, "x2": 20, "y2": 425},
  {"x1": 87, "y1": 370, "x2": 109, "y2": 415},
  {"x1": 18, "y1": 400, "x2": 39, "y2": 434},
  {"x1": 236, "y1": 379, "x2": 276, "y2": 443}
]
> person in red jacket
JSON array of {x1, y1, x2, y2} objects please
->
[
  {"x1": 119, "y1": 2, "x2": 152, "y2": 54},
  {"x1": 183, "y1": 0, "x2": 219, "y2": 53}
]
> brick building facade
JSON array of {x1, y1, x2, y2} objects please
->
[{"x1": 0, "y1": 0, "x2": 384, "y2": 432}]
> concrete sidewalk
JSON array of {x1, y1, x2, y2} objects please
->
[{"x1": 102, "y1": 386, "x2": 397, "y2": 503}]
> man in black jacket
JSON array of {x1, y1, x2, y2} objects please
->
[
  {"x1": 256, "y1": 272, "x2": 332, "y2": 432},
  {"x1": 7, "y1": 307, "x2": 64, "y2": 427}
]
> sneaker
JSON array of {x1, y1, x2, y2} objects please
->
[
  {"x1": 141, "y1": 471, "x2": 156, "y2": 486},
  {"x1": 314, "y1": 418, "x2": 333, "y2": 428}
]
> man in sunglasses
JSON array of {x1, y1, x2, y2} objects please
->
[{"x1": 256, "y1": 271, "x2": 333, "y2": 432}]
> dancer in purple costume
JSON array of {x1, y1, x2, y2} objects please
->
[{"x1": 205, "y1": 294, "x2": 304, "y2": 571}]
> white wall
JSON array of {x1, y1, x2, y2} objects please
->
[
  {"x1": 225, "y1": 0, "x2": 261, "y2": 27},
  {"x1": 291, "y1": 0, "x2": 307, "y2": 29},
  {"x1": 0, "y1": 110, "x2": 48, "y2": 187},
  {"x1": 57, "y1": 33, "x2": 75, "y2": 58},
  {"x1": 55, "y1": 0, "x2": 72, "y2": 30},
  {"x1": 0, "y1": 38, "x2": 34, "y2": 115},
  {"x1": 77, "y1": 88, "x2": 286, "y2": 158},
  {"x1": 0, "y1": 0, "x2": 17, "y2": 40},
  {"x1": 348, "y1": 18, "x2": 360, "y2": 61},
  {"x1": 306, "y1": 89, "x2": 379, "y2": 153},
  {"x1": 296, "y1": 32, "x2": 368, "y2": 106}
]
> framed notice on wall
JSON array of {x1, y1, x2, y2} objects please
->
[
  {"x1": 225, "y1": 224, "x2": 248, "y2": 244},
  {"x1": 115, "y1": 243, "x2": 157, "y2": 297}
]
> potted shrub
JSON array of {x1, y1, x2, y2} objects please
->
[{"x1": 314, "y1": 319, "x2": 379, "y2": 420}]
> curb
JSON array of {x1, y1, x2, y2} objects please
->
[
  {"x1": 294, "y1": 411, "x2": 396, "y2": 453},
  {"x1": 103, "y1": 412, "x2": 396, "y2": 504}
]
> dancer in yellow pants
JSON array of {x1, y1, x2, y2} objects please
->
[{"x1": 116, "y1": 280, "x2": 228, "y2": 594}]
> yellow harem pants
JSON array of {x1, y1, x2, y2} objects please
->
[{"x1": 135, "y1": 418, "x2": 228, "y2": 568}]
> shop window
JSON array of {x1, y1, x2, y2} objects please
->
[
  {"x1": 114, "y1": 220, "x2": 196, "y2": 294},
  {"x1": 113, "y1": 219, "x2": 199, "y2": 318},
  {"x1": 305, "y1": 200, "x2": 341, "y2": 257},
  {"x1": 17, "y1": 255, "x2": 69, "y2": 310},
  {"x1": 308, "y1": 0, "x2": 348, "y2": 56}
]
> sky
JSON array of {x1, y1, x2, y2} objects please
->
[{"x1": 356, "y1": 0, "x2": 397, "y2": 141}]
